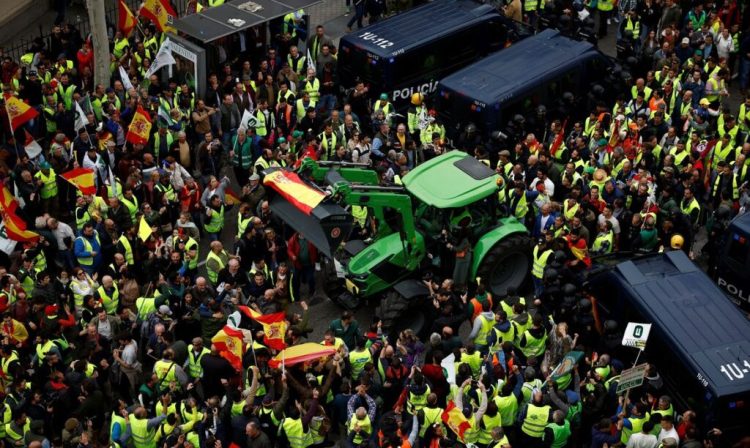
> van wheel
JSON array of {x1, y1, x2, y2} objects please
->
[{"x1": 477, "y1": 235, "x2": 533, "y2": 297}]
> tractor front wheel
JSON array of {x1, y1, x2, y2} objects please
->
[
  {"x1": 477, "y1": 235, "x2": 533, "y2": 297},
  {"x1": 376, "y1": 290, "x2": 427, "y2": 340}
]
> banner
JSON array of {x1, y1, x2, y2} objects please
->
[
  {"x1": 622, "y1": 322, "x2": 652, "y2": 350},
  {"x1": 551, "y1": 350, "x2": 584, "y2": 380}
]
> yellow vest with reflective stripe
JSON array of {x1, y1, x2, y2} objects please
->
[
  {"x1": 187, "y1": 345, "x2": 210, "y2": 378},
  {"x1": 204, "y1": 205, "x2": 225, "y2": 233},
  {"x1": 348, "y1": 414, "x2": 371, "y2": 445},
  {"x1": 205, "y1": 250, "x2": 226, "y2": 284},
  {"x1": 185, "y1": 237, "x2": 199, "y2": 269},
  {"x1": 136, "y1": 296, "x2": 156, "y2": 320},
  {"x1": 118, "y1": 234, "x2": 134, "y2": 265},
  {"x1": 479, "y1": 412, "x2": 503, "y2": 444},
  {"x1": 407, "y1": 385, "x2": 431, "y2": 413},
  {"x1": 121, "y1": 195, "x2": 139, "y2": 222},
  {"x1": 129, "y1": 414, "x2": 156, "y2": 448},
  {"x1": 76, "y1": 232, "x2": 100, "y2": 265},
  {"x1": 35, "y1": 169, "x2": 58, "y2": 199},
  {"x1": 522, "y1": 404, "x2": 551, "y2": 438},
  {"x1": 475, "y1": 314, "x2": 495, "y2": 346},
  {"x1": 281, "y1": 417, "x2": 313, "y2": 448},
  {"x1": 419, "y1": 407, "x2": 444, "y2": 437},
  {"x1": 98, "y1": 284, "x2": 120, "y2": 314},
  {"x1": 532, "y1": 246, "x2": 552, "y2": 279},
  {"x1": 520, "y1": 329, "x2": 548, "y2": 359}
]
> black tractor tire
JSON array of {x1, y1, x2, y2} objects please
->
[
  {"x1": 477, "y1": 235, "x2": 533, "y2": 297},
  {"x1": 376, "y1": 290, "x2": 428, "y2": 340}
]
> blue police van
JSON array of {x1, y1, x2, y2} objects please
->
[
  {"x1": 586, "y1": 251, "x2": 750, "y2": 441},
  {"x1": 337, "y1": 0, "x2": 531, "y2": 109},
  {"x1": 437, "y1": 29, "x2": 612, "y2": 136}
]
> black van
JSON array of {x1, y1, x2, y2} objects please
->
[
  {"x1": 337, "y1": 0, "x2": 531, "y2": 109},
  {"x1": 586, "y1": 251, "x2": 750, "y2": 441},
  {"x1": 436, "y1": 28, "x2": 612, "y2": 137}
]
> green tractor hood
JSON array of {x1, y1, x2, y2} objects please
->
[{"x1": 402, "y1": 151, "x2": 499, "y2": 208}]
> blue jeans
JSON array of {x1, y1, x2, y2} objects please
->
[
  {"x1": 317, "y1": 94, "x2": 337, "y2": 114},
  {"x1": 222, "y1": 129, "x2": 237, "y2": 151}
]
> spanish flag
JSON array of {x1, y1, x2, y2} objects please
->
[
  {"x1": 238, "y1": 306, "x2": 288, "y2": 350},
  {"x1": 224, "y1": 187, "x2": 241, "y2": 205},
  {"x1": 211, "y1": 325, "x2": 246, "y2": 371},
  {"x1": 1, "y1": 212, "x2": 39, "y2": 243},
  {"x1": 118, "y1": 0, "x2": 137, "y2": 36},
  {"x1": 140, "y1": 0, "x2": 177, "y2": 33},
  {"x1": 263, "y1": 170, "x2": 325, "y2": 215},
  {"x1": 442, "y1": 401, "x2": 472, "y2": 443},
  {"x1": 0, "y1": 181, "x2": 18, "y2": 215},
  {"x1": 126, "y1": 105, "x2": 152, "y2": 145},
  {"x1": 4, "y1": 94, "x2": 38, "y2": 130},
  {"x1": 61, "y1": 168, "x2": 96, "y2": 195}
]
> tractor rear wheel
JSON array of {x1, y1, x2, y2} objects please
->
[
  {"x1": 477, "y1": 235, "x2": 533, "y2": 297},
  {"x1": 376, "y1": 290, "x2": 427, "y2": 340}
]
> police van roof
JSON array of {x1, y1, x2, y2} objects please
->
[
  {"x1": 613, "y1": 250, "x2": 750, "y2": 399},
  {"x1": 439, "y1": 29, "x2": 597, "y2": 105},
  {"x1": 339, "y1": 0, "x2": 498, "y2": 57}
]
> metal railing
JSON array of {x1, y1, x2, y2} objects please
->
[{"x1": 1, "y1": 0, "x2": 189, "y2": 63}]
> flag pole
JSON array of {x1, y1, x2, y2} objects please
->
[{"x1": 282, "y1": 349, "x2": 285, "y2": 376}]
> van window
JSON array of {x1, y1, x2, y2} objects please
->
[{"x1": 726, "y1": 233, "x2": 749, "y2": 267}]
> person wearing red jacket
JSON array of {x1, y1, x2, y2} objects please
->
[
  {"x1": 287, "y1": 232, "x2": 318, "y2": 299},
  {"x1": 179, "y1": 177, "x2": 203, "y2": 226}
]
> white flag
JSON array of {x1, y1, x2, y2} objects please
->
[
  {"x1": 307, "y1": 48, "x2": 315, "y2": 71},
  {"x1": 0, "y1": 223, "x2": 17, "y2": 255},
  {"x1": 158, "y1": 105, "x2": 176, "y2": 127},
  {"x1": 23, "y1": 130, "x2": 42, "y2": 159},
  {"x1": 145, "y1": 38, "x2": 177, "y2": 79},
  {"x1": 108, "y1": 166, "x2": 117, "y2": 199},
  {"x1": 239, "y1": 109, "x2": 258, "y2": 131},
  {"x1": 119, "y1": 65, "x2": 134, "y2": 91},
  {"x1": 75, "y1": 100, "x2": 87, "y2": 133}
]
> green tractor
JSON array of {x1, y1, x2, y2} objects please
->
[{"x1": 264, "y1": 151, "x2": 532, "y2": 335}]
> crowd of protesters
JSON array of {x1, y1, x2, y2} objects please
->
[{"x1": 0, "y1": 0, "x2": 746, "y2": 447}]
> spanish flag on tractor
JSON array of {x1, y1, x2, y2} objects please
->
[
  {"x1": 140, "y1": 0, "x2": 177, "y2": 33},
  {"x1": 126, "y1": 105, "x2": 152, "y2": 145},
  {"x1": 263, "y1": 169, "x2": 325, "y2": 215},
  {"x1": 4, "y1": 94, "x2": 38, "y2": 130}
]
